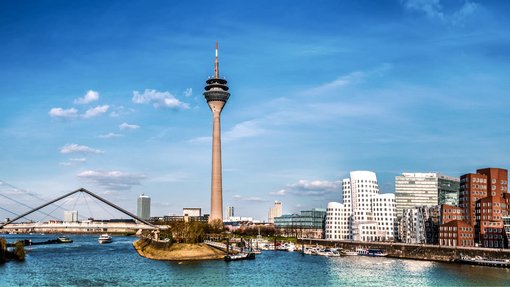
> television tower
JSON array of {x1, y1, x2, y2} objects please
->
[{"x1": 203, "y1": 42, "x2": 230, "y2": 223}]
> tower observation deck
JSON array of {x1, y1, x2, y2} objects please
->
[{"x1": 203, "y1": 42, "x2": 230, "y2": 223}]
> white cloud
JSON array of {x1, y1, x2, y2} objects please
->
[
  {"x1": 98, "y1": 133, "x2": 123, "y2": 139},
  {"x1": 74, "y1": 90, "x2": 99, "y2": 105},
  {"x1": 273, "y1": 179, "x2": 341, "y2": 197},
  {"x1": 119, "y1": 122, "x2": 140, "y2": 130},
  {"x1": 184, "y1": 88, "x2": 193, "y2": 97},
  {"x1": 76, "y1": 170, "x2": 146, "y2": 191},
  {"x1": 48, "y1": 107, "x2": 78, "y2": 119},
  {"x1": 132, "y1": 89, "x2": 190, "y2": 109},
  {"x1": 60, "y1": 144, "x2": 103, "y2": 154},
  {"x1": 83, "y1": 105, "x2": 110, "y2": 118}
]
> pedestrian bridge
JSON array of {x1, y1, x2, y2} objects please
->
[{"x1": 0, "y1": 187, "x2": 159, "y2": 232}]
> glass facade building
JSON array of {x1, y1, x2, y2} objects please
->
[{"x1": 395, "y1": 173, "x2": 459, "y2": 219}]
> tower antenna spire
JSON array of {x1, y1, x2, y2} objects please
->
[{"x1": 214, "y1": 41, "x2": 219, "y2": 78}]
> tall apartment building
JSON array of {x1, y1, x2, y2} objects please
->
[
  {"x1": 325, "y1": 171, "x2": 396, "y2": 242},
  {"x1": 395, "y1": 173, "x2": 459, "y2": 218},
  {"x1": 268, "y1": 201, "x2": 282, "y2": 223},
  {"x1": 137, "y1": 194, "x2": 151, "y2": 220},
  {"x1": 64, "y1": 210, "x2": 78, "y2": 222},
  {"x1": 225, "y1": 206, "x2": 234, "y2": 221},
  {"x1": 440, "y1": 168, "x2": 509, "y2": 248}
]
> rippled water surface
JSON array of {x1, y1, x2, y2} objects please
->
[{"x1": 1, "y1": 234, "x2": 510, "y2": 286}]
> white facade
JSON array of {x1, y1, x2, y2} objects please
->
[
  {"x1": 268, "y1": 201, "x2": 282, "y2": 223},
  {"x1": 183, "y1": 208, "x2": 201, "y2": 217},
  {"x1": 325, "y1": 171, "x2": 396, "y2": 242},
  {"x1": 64, "y1": 210, "x2": 78, "y2": 222},
  {"x1": 137, "y1": 194, "x2": 151, "y2": 220}
]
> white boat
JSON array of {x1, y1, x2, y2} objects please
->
[
  {"x1": 277, "y1": 242, "x2": 296, "y2": 252},
  {"x1": 98, "y1": 234, "x2": 112, "y2": 244},
  {"x1": 318, "y1": 248, "x2": 341, "y2": 257}
]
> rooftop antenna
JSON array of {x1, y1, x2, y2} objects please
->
[{"x1": 214, "y1": 41, "x2": 219, "y2": 78}]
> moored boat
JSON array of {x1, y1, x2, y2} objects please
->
[
  {"x1": 457, "y1": 255, "x2": 510, "y2": 268},
  {"x1": 224, "y1": 252, "x2": 256, "y2": 261}
]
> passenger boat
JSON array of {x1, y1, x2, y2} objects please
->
[
  {"x1": 98, "y1": 234, "x2": 113, "y2": 244},
  {"x1": 357, "y1": 248, "x2": 388, "y2": 257}
]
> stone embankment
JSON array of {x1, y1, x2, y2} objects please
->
[
  {"x1": 298, "y1": 239, "x2": 510, "y2": 262},
  {"x1": 133, "y1": 238, "x2": 225, "y2": 261}
]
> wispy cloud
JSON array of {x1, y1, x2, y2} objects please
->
[
  {"x1": 184, "y1": 88, "x2": 193, "y2": 97},
  {"x1": 119, "y1": 122, "x2": 140, "y2": 130},
  {"x1": 132, "y1": 89, "x2": 190, "y2": 109},
  {"x1": 233, "y1": 195, "x2": 270, "y2": 202},
  {"x1": 224, "y1": 120, "x2": 266, "y2": 141},
  {"x1": 83, "y1": 105, "x2": 109, "y2": 118},
  {"x1": 271, "y1": 179, "x2": 341, "y2": 197},
  {"x1": 401, "y1": 0, "x2": 480, "y2": 24},
  {"x1": 59, "y1": 157, "x2": 87, "y2": 166},
  {"x1": 60, "y1": 144, "x2": 103, "y2": 154},
  {"x1": 74, "y1": 90, "x2": 99, "y2": 105},
  {"x1": 48, "y1": 107, "x2": 78, "y2": 119},
  {"x1": 98, "y1": 132, "x2": 123, "y2": 139},
  {"x1": 76, "y1": 170, "x2": 146, "y2": 191}
]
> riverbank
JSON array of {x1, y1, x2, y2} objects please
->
[
  {"x1": 299, "y1": 239, "x2": 510, "y2": 262},
  {"x1": 133, "y1": 238, "x2": 225, "y2": 261}
]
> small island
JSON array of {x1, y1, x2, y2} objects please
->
[{"x1": 133, "y1": 220, "x2": 226, "y2": 261}]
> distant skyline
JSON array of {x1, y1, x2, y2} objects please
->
[{"x1": 1, "y1": 0, "x2": 509, "y2": 221}]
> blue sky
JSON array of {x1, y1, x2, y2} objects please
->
[{"x1": 1, "y1": 0, "x2": 509, "y2": 221}]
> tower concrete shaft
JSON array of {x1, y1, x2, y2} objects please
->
[{"x1": 204, "y1": 43, "x2": 230, "y2": 223}]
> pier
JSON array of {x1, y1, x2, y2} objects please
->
[{"x1": 298, "y1": 238, "x2": 510, "y2": 262}]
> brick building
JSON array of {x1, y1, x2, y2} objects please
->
[{"x1": 440, "y1": 168, "x2": 509, "y2": 248}]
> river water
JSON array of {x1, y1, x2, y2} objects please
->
[{"x1": 1, "y1": 234, "x2": 509, "y2": 286}]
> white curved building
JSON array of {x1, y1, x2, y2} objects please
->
[{"x1": 325, "y1": 171, "x2": 396, "y2": 241}]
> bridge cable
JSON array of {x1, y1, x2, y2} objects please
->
[
  {"x1": 82, "y1": 192, "x2": 94, "y2": 219},
  {"x1": 89, "y1": 192, "x2": 117, "y2": 219},
  {"x1": 0, "y1": 193, "x2": 59, "y2": 222},
  {"x1": 37, "y1": 194, "x2": 76, "y2": 223}
]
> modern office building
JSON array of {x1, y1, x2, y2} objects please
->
[
  {"x1": 203, "y1": 42, "x2": 231, "y2": 223},
  {"x1": 325, "y1": 171, "x2": 397, "y2": 242},
  {"x1": 225, "y1": 206, "x2": 234, "y2": 221},
  {"x1": 268, "y1": 201, "x2": 282, "y2": 224},
  {"x1": 395, "y1": 173, "x2": 459, "y2": 218},
  {"x1": 137, "y1": 194, "x2": 151, "y2": 220},
  {"x1": 274, "y1": 208, "x2": 326, "y2": 238},
  {"x1": 64, "y1": 210, "x2": 78, "y2": 222}
]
